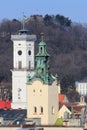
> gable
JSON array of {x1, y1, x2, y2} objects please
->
[{"x1": 58, "y1": 105, "x2": 71, "y2": 118}]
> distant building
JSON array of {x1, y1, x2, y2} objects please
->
[
  {"x1": 58, "y1": 94, "x2": 69, "y2": 104},
  {"x1": 58, "y1": 105, "x2": 71, "y2": 119},
  {"x1": 11, "y1": 29, "x2": 36, "y2": 109},
  {"x1": 75, "y1": 77, "x2": 87, "y2": 96}
]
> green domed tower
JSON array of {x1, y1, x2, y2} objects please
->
[
  {"x1": 35, "y1": 40, "x2": 50, "y2": 84},
  {"x1": 27, "y1": 36, "x2": 59, "y2": 85}
]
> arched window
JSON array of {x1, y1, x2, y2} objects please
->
[
  {"x1": 40, "y1": 47, "x2": 42, "y2": 53},
  {"x1": 29, "y1": 61, "x2": 31, "y2": 69},
  {"x1": 28, "y1": 50, "x2": 31, "y2": 55},
  {"x1": 41, "y1": 106, "x2": 43, "y2": 114}
]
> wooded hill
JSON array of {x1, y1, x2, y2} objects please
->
[{"x1": 0, "y1": 14, "x2": 87, "y2": 99}]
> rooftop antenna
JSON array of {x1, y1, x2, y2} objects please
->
[
  {"x1": 19, "y1": 13, "x2": 28, "y2": 35},
  {"x1": 22, "y1": 12, "x2": 26, "y2": 30}
]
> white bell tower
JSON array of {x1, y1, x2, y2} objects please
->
[{"x1": 11, "y1": 29, "x2": 36, "y2": 109}]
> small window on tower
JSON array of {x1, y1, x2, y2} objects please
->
[
  {"x1": 18, "y1": 61, "x2": 22, "y2": 69},
  {"x1": 40, "y1": 107, "x2": 43, "y2": 114},
  {"x1": 52, "y1": 106, "x2": 55, "y2": 114},
  {"x1": 33, "y1": 89, "x2": 35, "y2": 92},
  {"x1": 29, "y1": 61, "x2": 31, "y2": 69},
  {"x1": 40, "y1": 47, "x2": 42, "y2": 53},
  {"x1": 40, "y1": 89, "x2": 42, "y2": 92},
  {"x1": 28, "y1": 50, "x2": 31, "y2": 55},
  {"x1": 34, "y1": 106, "x2": 37, "y2": 114}
]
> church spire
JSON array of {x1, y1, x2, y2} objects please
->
[{"x1": 35, "y1": 36, "x2": 51, "y2": 84}]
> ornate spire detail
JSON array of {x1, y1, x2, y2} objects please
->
[{"x1": 27, "y1": 35, "x2": 60, "y2": 85}]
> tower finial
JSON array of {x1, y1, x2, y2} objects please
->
[
  {"x1": 22, "y1": 12, "x2": 27, "y2": 30},
  {"x1": 40, "y1": 32, "x2": 44, "y2": 41}
]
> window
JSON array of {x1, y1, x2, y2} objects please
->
[
  {"x1": 18, "y1": 88, "x2": 21, "y2": 99},
  {"x1": 18, "y1": 43, "x2": 21, "y2": 46},
  {"x1": 18, "y1": 50, "x2": 22, "y2": 55},
  {"x1": 40, "y1": 89, "x2": 42, "y2": 92},
  {"x1": 29, "y1": 44, "x2": 31, "y2": 46},
  {"x1": 29, "y1": 61, "x2": 31, "y2": 69},
  {"x1": 33, "y1": 89, "x2": 35, "y2": 92},
  {"x1": 40, "y1": 47, "x2": 42, "y2": 53},
  {"x1": 18, "y1": 61, "x2": 22, "y2": 69},
  {"x1": 42, "y1": 68, "x2": 44, "y2": 73},
  {"x1": 34, "y1": 106, "x2": 37, "y2": 113},
  {"x1": 28, "y1": 50, "x2": 31, "y2": 55},
  {"x1": 40, "y1": 107, "x2": 43, "y2": 114},
  {"x1": 52, "y1": 106, "x2": 55, "y2": 114}
]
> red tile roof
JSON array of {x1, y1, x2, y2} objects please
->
[
  {"x1": 0, "y1": 101, "x2": 11, "y2": 109},
  {"x1": 58, "y1": 94, "x2": 65, "y2": 103},
  {"x1": 72, "y1": 105, "x2": 86, "y2": 111}
]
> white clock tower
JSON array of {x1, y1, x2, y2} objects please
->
[{"x1": 11, "y1": 29, "x2": 36, "y2": 109}]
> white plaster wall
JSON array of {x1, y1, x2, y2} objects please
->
[
  {"x1": 13, "y1": 40, "x2": 35, "y2": 69},
  {"x1": 26, "y1": 41, "x2": 35, "y2": 70},
  {"x1": 11, "y1": 71, "x2": 28, "y2": 109},
  {"x1": 48, "y1": 81, "x2": 59, "y2": 125},
  {"x1": 11, "y1": 34, "x2": 35, "y2": 109}
]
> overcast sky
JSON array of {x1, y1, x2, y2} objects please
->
[{"x1": 0, "y1": 0, "x2": 87, "y2": 23}]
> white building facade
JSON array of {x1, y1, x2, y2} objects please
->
[
  {"x1": 11, "y1": 30, "x2": 36, "y2": 109},
  {"x1": 75, "y1": 77, "x2": 87, "y2": 96}
]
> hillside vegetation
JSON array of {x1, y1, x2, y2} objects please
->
[{"x1": 0, "y1": 14, "x2": 87, "y2": 100}]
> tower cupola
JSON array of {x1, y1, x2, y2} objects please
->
[{"x1": 19, "y1": 29, "x2": 29, "y2": 35}]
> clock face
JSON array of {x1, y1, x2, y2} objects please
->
[{"x1": 18, "y1": 50, "x2": 22, "y2": 55}]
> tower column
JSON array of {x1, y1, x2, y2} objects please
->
[{"x1": 11, "y1": 29, "x2": 36, "y2": 109}]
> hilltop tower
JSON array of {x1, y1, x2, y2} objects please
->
[{"x1": 11, "y1": 29, "x2": 36, "y2": 109}]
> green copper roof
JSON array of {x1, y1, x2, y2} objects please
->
[
  {"x1": 36, "y1": 40, "x2": 50, "y2": 57},
  {"x1": 36, "y1": 51, "x2": 49, "y2": 56},
  {"x1": 27, "y1": 38, "x2": 60, "y2": 85},
  {"x1": 39, "y1": 41, "x2": 46, "y2": 46}
]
